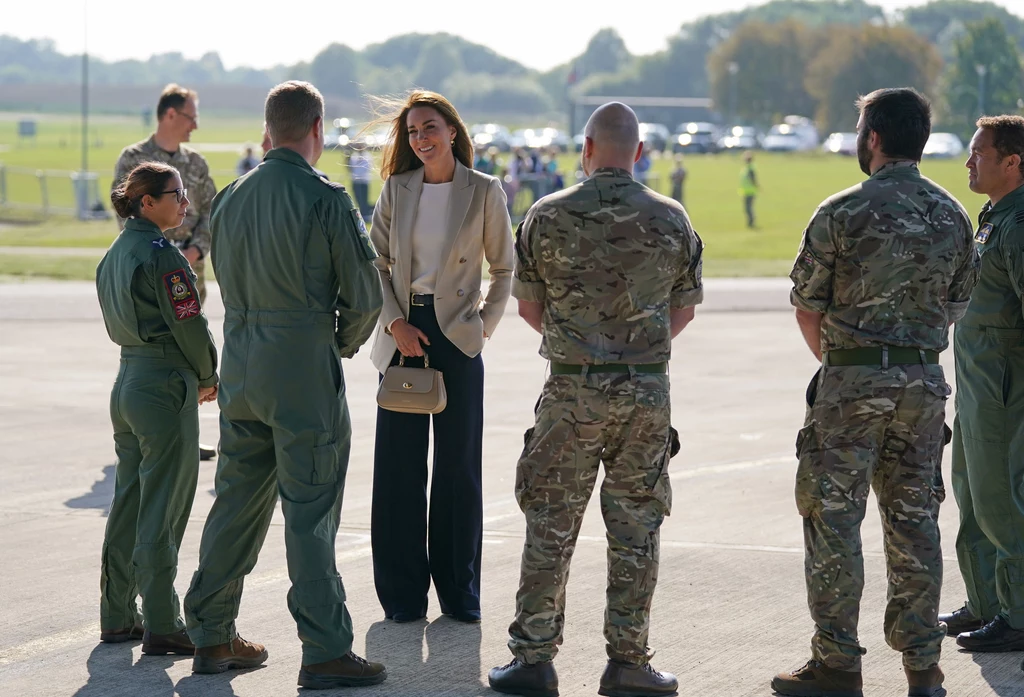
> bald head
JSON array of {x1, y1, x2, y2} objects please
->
[
  {"x1": 586, "y1": 102, "x2": 640, "y2": 152},
  {"x1": 582, "y1": 102, "x2": 642, "y2": 175}
]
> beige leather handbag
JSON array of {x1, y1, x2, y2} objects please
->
[{"x1": 376, "y1": 352, "x2": 447, "y2": 414}]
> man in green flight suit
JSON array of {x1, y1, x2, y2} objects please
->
[
  {"x1": 182, "y1": 81, "x2": 386, "y2": 690},
  {"x1": 942, "y1": 115, "x2": 1024, "y2": 654}
]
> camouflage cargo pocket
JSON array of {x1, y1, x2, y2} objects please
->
[
  {"x1": 644, "y1": 426, "x2": 676, "y2": 516},
  {"x1": 514, "y1": 427, "x2": 536, "y2": 509},
  {"x1": 794, "y1": 423, "x2": 820, "y2": 517}
]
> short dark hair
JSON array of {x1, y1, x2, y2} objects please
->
[
  {"x1": 977, "y1": 114, "x2": 1024, "y2": 178},
  {"x1": 856, "y1": 88, "x2": 932, "y2": 161},
  {"x1": 265, "y1": 81, "x2": 324, "y2": 146},
  {"x1": 156, "y1": 84, "x2": 196, "y2": 120}
]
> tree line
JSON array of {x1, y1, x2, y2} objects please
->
[{"x1": 0, "y1": 0, "x2": 1022, "y2": 131}]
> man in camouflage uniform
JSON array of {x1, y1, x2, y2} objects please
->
[
  {"x1": 772, "y1": 88, "x2": 980, "y2": 697},
  {"x1": 113, "y1": 84, "x2": 217, "y2": 303},
  {"x1": 941, "y1": 115, "x2": 1024, "y2": 655},
  {"x1": 488, "y1": 102, "x2": 703, "y2": 697}
]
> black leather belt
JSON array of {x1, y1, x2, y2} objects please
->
[
  {"x1": 823, "y1": 346, "x2": 939, "y2": 368},
  {"x1": 410, "y1": 294, "x2": 434, "y2": 307}
]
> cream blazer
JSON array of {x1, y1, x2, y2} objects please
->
[{"x1": 368, "y1": 161, "x2": 514, "y2": 374}]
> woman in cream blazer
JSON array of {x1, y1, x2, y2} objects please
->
[{"x1": 368, "y1": 90, "x2": 513, "y2": 623}]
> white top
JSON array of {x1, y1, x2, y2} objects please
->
[{"x1": 409, "y1": 182, "x2": 452, "y2": 295}]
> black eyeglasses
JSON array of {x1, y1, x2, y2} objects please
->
[
  {"x1": 159, "y1": 188, "x2": 188, "y2": 203},
  {"x1": 178, "y1": 111, "x2": 198, "y2": 126}
]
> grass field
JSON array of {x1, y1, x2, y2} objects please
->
[{"x1": 0, "y1": 111, "x2": 987, "y2": 280}]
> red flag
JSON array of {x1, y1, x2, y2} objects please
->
[{"x1": 567, "y1": 64, "x2": 578, "y2": 86}]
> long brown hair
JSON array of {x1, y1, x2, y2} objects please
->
[
  {"x1": 110, "y1": 162, "x2": 178, "y2": 219},
  {"x1": 371, "y1": 90, "x2": 473, "y2": 180}
]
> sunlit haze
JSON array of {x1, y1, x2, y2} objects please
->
[{"x1": 10, "y1": 0, "x2": 1024, "y2": 72}]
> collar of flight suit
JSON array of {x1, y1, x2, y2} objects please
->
[
  {"x1": 123, "y1": 216, "x2": 163, "y2": 237},
  {"x1": 987, "y1": 182, "x2": 1024, "y2": 215},
  {"x1": 589, "y1": 167, "x2": 634, "y2": 180},
  {"x1": 264, "y1": 147, "x2": 317, "y2": 172}
]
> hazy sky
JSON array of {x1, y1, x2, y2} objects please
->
[{"x1": 10, "y1": 0, "x2": 1024, "y2": 72}]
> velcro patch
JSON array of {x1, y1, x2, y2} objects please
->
[
  {"x1": 151, "y1": 238, "x2": 168, "y2": 248},
  {"x1": 162, "y1": 268, "x2": 200, "y2": 320},
  {"x1": 350, "y1": 209, "x2": 378, "y2": 261}
]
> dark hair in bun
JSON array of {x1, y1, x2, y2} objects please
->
[{"x1": 111, "y1": 162, "x2": 178, "y2": 219}]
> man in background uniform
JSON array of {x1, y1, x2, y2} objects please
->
[
  {"x1": 942, "y1": 115, "x2": 1024, "y2": 655},
  {"x1": 113, "y1": 85, "x2": 218, "y2": 461},
  {"x1": 488, "y1": 102, "x2": 702, "y2": 697},
  {"x1": 773, "y1": 88, "x2": 979, "y2": 697},
  {"x1": 113, "y1": 84, "x2": 217, "y2": 303},
  {"x1": 183, "y1": 81, "x2": 385, "y2": 690}
]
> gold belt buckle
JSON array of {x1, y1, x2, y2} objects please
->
[{"x1": 411, "y1": 294, "x2": 424, "y2": 307}]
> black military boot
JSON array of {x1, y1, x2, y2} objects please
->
[
  {"x1": 938, "y1": 604, "x2": 985, "y2": 636},
  {"x1": 771, "y1": 660, "x2": 863, "y2": 697},
  {"x1": 905, "y1": 664, "x2": 945, "y2": 697},
  {"x1": 956, "y1": 616, "x2": 1024, "y2": 652},
  {"x1": 99, "y1": 622, "x2": 144, "y2": 644},
  {"x1": 599, "y1": 659, "x2": 678, "y2": 696},
  {"x1": 488, "y1": 658, "x2": 559, "y2": 697},
  {"x1": 199, "y1": 444, "x2": 216, "y2": 461}
]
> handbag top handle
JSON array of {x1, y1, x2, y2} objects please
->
[{"x1": 398, "y1": 351, "x2": 430, "y2": 369}]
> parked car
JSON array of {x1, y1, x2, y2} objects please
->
[
  {"x1": 672, "y1": 122, "x2": 721, "y2": 154},
  {"x1": 510, "y1": 127, "x2": 570, "y2": 152},
  {"x1": 923, "y1": 132, "x2": 965, "y2": 159},
  {"x1": 762, "y1": 116, "x2": 819, "y2": 152},
  {"x1": 639, "y1": 123, "x2": 671, "y2": 152},
  {"x1": 470, "y1": 123, "x2": 512, "y2": 152},
  {"x1": 822, "y1": 132, "x2": 858, "y2": 156},
  {"x1": 324, "y1": 117, "x2": 355, "y2": 151},
  {"x1": 718, "y1": 125, "x2": 762, "y2": 151}
]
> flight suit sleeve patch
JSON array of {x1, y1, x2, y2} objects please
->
[
  {"x1": 350, "y1": 208, "x2": 378, "y2": 261},
  {"x1": 162, "y1": 268, "x2": 200, "y2": 320}
]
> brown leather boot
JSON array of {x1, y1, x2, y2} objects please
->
[
  {"x1": 771, "y1": 660, "x2": 863, "y2": 697},
  {"x1": 141, "y1": 629, "x2": 195, "y2": 656},
  {"x1": 99, "y1": 622, "x2": 144, "y2": 644},
  {"x1": 192, "y1": 636, "x2": 268, "y2": 674},
  {"x1": 297, "y1": 651, "x2": 387, "y2": 689},
  {"x1": 905, "y1": 665, "x2": 945, "y2": 697}
]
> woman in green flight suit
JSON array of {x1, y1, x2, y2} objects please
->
[{"x1": 96, "y1": 162, "x2": 219, "y2": 656}]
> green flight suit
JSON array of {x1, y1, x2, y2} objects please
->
[
  {"x1": 183, "y1": 148, "x2": 382, "y2": 665},
  {"x1": 95, "y1": 216, "x2": 219, "y2": 635},
  {"x1": 953, "y1": 183, "x2": 1024, "y2": 627}
]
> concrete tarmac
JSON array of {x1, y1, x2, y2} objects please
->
[{"x1": 0, "y1": 280, "x2": 1018, "y2": 697}]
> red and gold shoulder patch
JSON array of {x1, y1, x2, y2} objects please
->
[{"x1": 162, "y1": 268, "x2": 200, "y2": 320}]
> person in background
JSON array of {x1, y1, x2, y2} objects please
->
[
  {"x1": 740, "y1": 151, "x2": 758, "y2": 228},
  {"x1": 348, "y1": 149, "x2": 375, "y2": 219},
  {"x1": 236, "y1": 145, "x2": 260, "y2": 177},
  {"x1": 671, "y1": 154, "x2": 687, "y2": 207}
]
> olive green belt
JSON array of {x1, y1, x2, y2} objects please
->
[
  {"x1": 550, "y1": 362, "x2": 668, "y2": 375},
  {"x1": 823, "y1": 346, "x2": 939, "y2": 367}
]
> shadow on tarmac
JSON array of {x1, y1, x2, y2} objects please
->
[
  {"x1": 64, "y1": 464, "x2": 116, "y2": 516},
  {"x1": 360, "y1": 615, "x2": 483, "y2": 696},
  {"x1": 969, "y1": 650, "x2": 1024, "y2": 696}
]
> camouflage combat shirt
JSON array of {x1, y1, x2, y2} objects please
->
[
  {"x1": 790, "y1": 160, "x2": 980, "y2": 353},
  {"x1": 513, "y1": 167, "x2": 704, "y2": 364},
  {"x1": 112, "y1": 135, "x2": 218, "y2": 257}
]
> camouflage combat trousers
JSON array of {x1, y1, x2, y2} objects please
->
[
  {"x1": 796, "y1": 363, "x2": 950, "y2": 672},
  {"x1": 508, "y1": 372, "x2": 673, "y2": 665}
]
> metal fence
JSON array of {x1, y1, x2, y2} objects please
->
[{"x1": 0, "y1": 164, "x2": 108, "y2": 219}]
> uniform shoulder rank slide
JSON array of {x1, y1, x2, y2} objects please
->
[
  {"x1": 975, "y1": 222, "x2": 994, "y2": 244},
  {"x1": 1015, "y1": 209, "x2": 1024, "y2": 226},
  {"x1": 163, "y1": 268, "x2": 200, "y2": 320}
]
